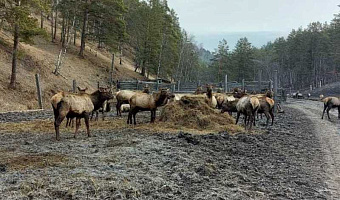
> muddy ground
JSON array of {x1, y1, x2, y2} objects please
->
[{"x1": 0, "y1": 99, "x2": 339, "y2": 199}]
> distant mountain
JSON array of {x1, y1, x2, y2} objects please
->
[{"x1": 195, "y1": 31, "x2": 289, "y2": 51}]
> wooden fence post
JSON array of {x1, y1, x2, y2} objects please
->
[
  {"x1": 72, "y1": 80, "x2": 77, "y2": 93},
  {"x1": 35, "y1": 74, "x2": 43, "y2": 109}
]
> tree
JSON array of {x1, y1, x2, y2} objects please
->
[
  {"x1": 0, "y1": 0, "x2": 48, "y2": 89},
  {"x1": 232, "y1": 37, "x2": 254, "y2": 82}
]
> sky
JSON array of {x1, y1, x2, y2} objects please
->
[{"x1": 167, "y1": 0, "x2": 340, "y2": 51}]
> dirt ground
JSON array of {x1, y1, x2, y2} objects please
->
[{"x1": 0, "y1": 99, "x2": 339, "y2": 199}]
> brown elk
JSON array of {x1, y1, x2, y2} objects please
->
[
  {"x1": 127, "y1": 88, "x2": 169, "y2": 125},
  {"x1": 51, "y1": 87, "x2": 88, "y2": 128},
  {"x1": 115, "y1": 85, "x2": 150, "y2": 117},
  {"x1": 236, "y1": 95, "x2": 260, "y2": 130},
  {"x1": 53, "y1": 87, "x2": 113, "y2": 140},
  {"x1": 221, "y1": 99, "x2": 239, "y2": 116},
  {"x1": 257, "y1": 97, "x2": 275, "y2": 126},
  {"x1": 321, "y1": 96, "x2": 340, "y2": 120}
]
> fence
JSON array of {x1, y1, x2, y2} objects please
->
[{"x1": 118, "y1": 80, "x2": 176, "y2": 92}]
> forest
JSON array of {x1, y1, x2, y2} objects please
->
[{"x1": 1, "y1": 0, "x2": 340, "y2": 91}]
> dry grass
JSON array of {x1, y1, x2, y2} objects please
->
[
  {"x1": 155, "y1": 96, "x2": 243, "y2": 134},
  {"x1": 0, "y1": 118, "x2": 129, "y2": 134},
  {"x1": 1, "y1": 152, "x2": 68, "y2": 171}
]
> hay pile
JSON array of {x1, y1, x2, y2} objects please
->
[{"x1": 159, "y1": 95, "x2": 241, "y2": 133}]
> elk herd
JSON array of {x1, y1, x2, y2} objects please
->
[
  {"x1": 50, "y1": 84, "x2": 279, "y2": 141},
  {"x1": 50, "y1": 82, "x2": 339, "y2": 141}
]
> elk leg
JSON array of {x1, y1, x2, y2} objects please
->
[
  {"x1": 153, "y1": 110, "x2": 157, "y2": 122},
  {"x1": 321, "y1": 104, "x2": 327, "y2": 119},
  {"x1": 55, "y1": 114, "x2": 65, "y2": 141},
  {"x1": 71, "y1": 118, "x2": 74, "y2": 128},
  {"x1": 117, "y1": 102, "x2": 122, "y2": 117},
  {"x1": 236, "y1": 112, "x2": 240, "y2": 125},
  {"x1": 127, "y1": 111, "x2": 132, "y2": 124},
  {"x1": 84, "y1": 114, "x2": 91, "y2": 137},
  {"x1": 55, "y1": 104, "x2": 67, "y2": 141},
  {"x1": 74, "y1": 118, "x2": 81, "y2": 138},
  {"x1": 269, "y1": 109, "x2": 274, "y2": 126},
  {"x1": 66, "y1": 118, "x2": 69, "y2": 128},
  {"x1": 264, "y1": 111, "x2": 270, "y2": 127},
  {"x1": 150, "y1": 110, "x2": 153, "y2": 123},
  {"x1": 249, "y1": 114, "x2": 254, "y2": 131},
  {"x1": 52, "y1": 106, "x2": 58, "y2": 120},
  {"x1": 90, "y1": 111, "x2": 94, "y2": 121},
  {"x1": 327, "y1": 106, "x2": 332, "y2": 120},
  {"x1": 244, "y1": 114, "x2": 248, "y2": 128},
  {"x1": 252, "y1": 110, "x2": 257, "y2": 126},
  {"x1": 133, "y1": 111, "x2": 137, "y2": 125}
]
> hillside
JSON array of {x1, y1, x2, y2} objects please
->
[{"x1": 0, "y1": 28, "x2": 147, "y2": 112}]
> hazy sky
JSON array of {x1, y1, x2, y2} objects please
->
[{"x1": 167, "y1": 0, "x2": 339, "y2": 50}]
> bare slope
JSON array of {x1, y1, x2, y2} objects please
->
[{"x1": 0, "y1": 30, "x2": 145, "y2": 112}]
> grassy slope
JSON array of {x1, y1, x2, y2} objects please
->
[{"x1": 0, "y1": 19, "x2": 147, "y2": 112}]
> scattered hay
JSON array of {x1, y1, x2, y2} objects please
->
[
  {"x1": 156, "y1": 95, "x2": 243, "y2": 133},
  {"x1": 2, "y1": 153, "x2": 68, "y2": 171}
]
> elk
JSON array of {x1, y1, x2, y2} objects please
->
[
  {"x1": 257, "y1": 97, "x2": 275, "y2": 126},
  {"x1": 216, "y1": 94, "x2": 235, "y2": 109},
  {"x1": 235, "y1": 95, "x2": 260, "y2": 130},
  {"x1": 127, "y1": 88, "x2": 169, "y2": 125},
  {"x1": 115, "y1": 85, "x2": 150, "y2": 116},
  {"x1": 221, "y1": 98, "x2": 239, "y2": 116},
  {"x1": 206, "y1": 85, "x2": 217, "y2": 108},
  {"x1": 51, "y1": 87, "x2": 88, "y2": 128},
  {"x1": 53, "y1": 87, "x2": 113, "y2": 140},
  {"x1": 120, "y1": 104, "x2": 130, "y2": 113},
  {"x1": 194, "y1": 86, "x2": 203, "y2": 94},
  {"x1": 90, "y1": 100, "x2": 111, "y2": 121},
  {"x1": 321, "y1": 96, "x2": 340, "y2": 120}
]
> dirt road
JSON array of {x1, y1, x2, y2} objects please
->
[
  {"x1": 286, "y1": 99, "x2": 340, "y2": 199},
  {"x1": 0, "y1": 99, "x2": 339, "y2": 199}
]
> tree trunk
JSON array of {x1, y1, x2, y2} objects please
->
[
  {"x1": 53, "y1": 7, "x2": 58, "y2": 40},
  {"x1": 74, "y1": 30, "x2": 76, "y2": 45},
  {"x1": 40, "y1": 11, "x2": 44, "y2": 29},
  {"x1": 79, "y1": 0, "x2": 88, "y2": 57},
  {"x1": 10, "y1": 22, "x2": 20, "y2": 89},
  {"x1": 66, "y1": 18, "x2": 70, "y2": 43},
  {"x1": 141, "y1": 60, "x2": 146, "y2": 77},
  {"x1": 60, "y1": 17, "x2": 65, "y2": 44},
  {"x1": 51, "y1": 8, "x2": 54, "y2": 42}
]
